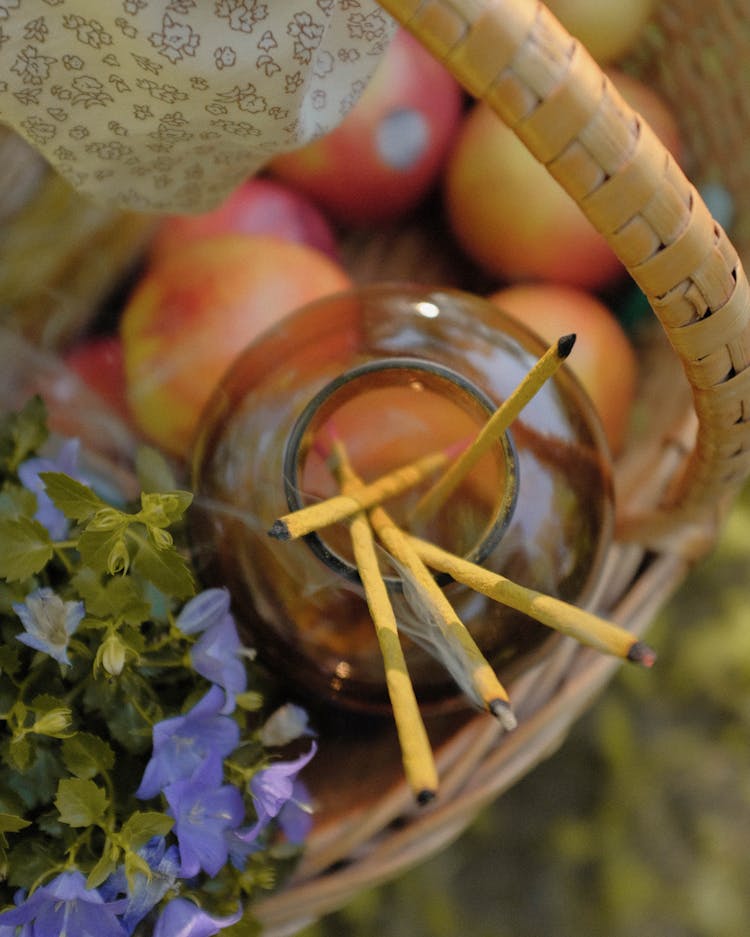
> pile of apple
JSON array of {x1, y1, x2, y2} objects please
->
[{"x1": 67, "y1": 0, "x2": 680, "y2": 464}]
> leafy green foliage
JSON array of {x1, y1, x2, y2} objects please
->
[
  {"x1": 61, "y1": 733, "x2": 115, "y2": 779},
  {"x1": 55, "y1": 778, "x2": 109, "y2": 828},
  {"x1": 0, "y1": 518, "x2": 53, "y2": 582},
  {"x1": 0, "y1": 400, "x2": 293, "y2": 926},
  {"x1": 0, "y1": 397, "x2": 48, "y2": 474},
  {"x1": 41, "y1": 473, "x2": 196, "y2": 597}
]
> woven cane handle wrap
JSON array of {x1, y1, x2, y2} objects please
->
[{"x1": 378, "y1": 0, "x2": 750, "y2": 543}]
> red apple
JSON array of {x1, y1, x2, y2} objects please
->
[
  {"x1": 268, "y1": 29, "x2": 464, "y2": 226},
  {"x1": 545, "y1": 0, "x2": 655, "y2": 65},
  {"x1": 444, "y1": 70, "x2": 683, "y2": 290},
  {"x1": 120, "y1": 235, "x2": 352, "y2": 458},
  {"x1": 64, "y1": 335, "x2": 131, "y2": 421},
  {"x1": 488, "y1": 283, "x2": 638, "y2": 454},
  {"x1": 149, "y1": 176, "x2": 339, "y2": 263}
]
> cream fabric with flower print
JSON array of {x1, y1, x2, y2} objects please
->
[{"x1": 0, "y1": 0, "x2": 396, "y2": 213}]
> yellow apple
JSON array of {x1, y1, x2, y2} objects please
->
[
  {"x1": 443, "y1": 70, "x2": 683, "y2": 290},
  {"x1": 546, "y1": 0, "x2": 655, "y2": 64},
  {"x1": 488, "y1": 283, "x2": 638, "y2": 454}
]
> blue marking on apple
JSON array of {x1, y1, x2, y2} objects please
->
[
  {"x1": 375, "y1": 108, "x2": 429, "y2": 170},
  {"x1": 699, "y1": 181, "x2": 735, "y2": 231}
]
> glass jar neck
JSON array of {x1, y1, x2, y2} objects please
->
[{"x1": 282, "y1": 357, "x2": 518, "y2": 587}]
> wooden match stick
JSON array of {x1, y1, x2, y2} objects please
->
[
  {"x1": 268, "y1": 444, "x2": 463, "y2": 542},
  {"x1": 328, "y1": 438, "x2": 515, "y2": 729},
  {"x1": 335, "y1": 451, "x2": 439, "y2": 804},
  {"x1": 297, "y1": 436, "x2": 514, "y2": 731},
  {"x1": 366, "y1": 502, "x2": 517, "y2": 729},
  {"x1": 411, "y1": 334, "x2": 576, "y2": 526},
  {"x1": 406, "y1": 535, "x2": 656, "y2": 667}
]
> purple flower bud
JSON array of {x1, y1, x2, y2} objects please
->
[
  {"x1": 153, "y1": 897, "x2": 242, "y2": 937},
  {"x1": 174, "y1": 588, "x2": 231, "y2": 636}
]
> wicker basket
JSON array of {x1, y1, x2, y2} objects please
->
[
  {"x1": 250, "y1": 1, "x2": 750, "y2": 933},
  {"x1": 2, "y1": 1, "x2": 750, "y2": 934}
]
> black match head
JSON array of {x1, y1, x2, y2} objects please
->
[
  {"x1": 267, "y1": 519, "x2": 291, "y2": 541},
  {"x1": 557, "y1": 333, "x2": 577, "y2": 359}
]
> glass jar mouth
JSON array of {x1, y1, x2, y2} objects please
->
[{"x1": 282, "y1": 357, "x2": 519, "y2": 590}]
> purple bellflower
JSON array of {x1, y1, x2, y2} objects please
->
[
  {"x1": 136, "y1": 685, "x2": 240, "y2": 800},
  {"x1": 278, "y1": 778, "x2": 315, "y2": 845},
  {"x1": 13, "y1": 587, "x2": 85, "y2": 666},
  {"x1": 18, "y1": 437, "x2": 86, "y2": 540},
  {"x1": 153, "y1": 896, "x2": 242, "y2": 937},
  {"x1": 0, "y1": 891, "x2": 31, "y2": 937},
  {"x1": 0, "y1": 870, "x2": 127, "y2": 937},
  {"x1": 189, "y1": 616, "x2": 246, "y2": 715},
  {"x1": 239, "y1": 742, "x2": 317, "y2": 844},
  {"x1": 164, "y1": 752, "x2": 245, "y2": 878},
  {"x1": 174, "y1": 588, "x2": 247, "y2": 714}
]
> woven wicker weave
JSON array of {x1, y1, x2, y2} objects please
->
[
  {"x1": 250, "y1": 1, "x2": 750, "y2": 932},
  {"x1": 2, "y1": 1, "x2": 749, "y2": 934}
]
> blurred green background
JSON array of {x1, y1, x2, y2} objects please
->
[{"x1": 298, "y1": 481, "x2": 750, "y2": 937}]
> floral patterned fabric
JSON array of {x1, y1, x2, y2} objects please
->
[{"x1": 0, "y1": 1, "x2": 396, "y2": 212}]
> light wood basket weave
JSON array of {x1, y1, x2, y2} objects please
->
[
  {"x1": 252, "y1": 1, "x2": 750, "y2": 933},
  {"x1": 2, "y1": 1, "x2": 750, "y2": 935}
]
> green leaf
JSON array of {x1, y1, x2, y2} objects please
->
[
  {"x1": 77, "y1": 526, "x2": 128, "y2": 576},
  {"x1": 30, "y1": 693, "x2": 68, "y2": 716},
  {"x1": 121, "y1": 811, "x2": 174, "y2": 850},
  {"x1": 131, "y1": 538, "x2": 195, "y2": 599},
  {"x1": 0, "y1": 396, "x2": 48, "y2": 473},
  {"x1": 0, "y1": 644, "x2": 21, "y2": 678},
  {"x1": 139, "y1": 490, "x2": 193, "y2": 527},
  {"x1": 83, "y1": 675, "x2": 156, "y2": 755},
  {"x1": 61, "y1": 732, "x2": 115, "y2": 780},
  {"x1": 0, "y1": 812, "x2": 31, "y2": 834},
  {"x1": 7, "y1": 744, "x2": 64, "y2": 810},
  {"x1": 40, "y1": 472, "x2": 109, "y2": 522},
  {"x1": 0, "y1": 779, "x2": 26, "y2": 817},
  {"x1": 87, "y1": 840, "x2": 121, "y2": 889},
  {"x1": 124, "y1": 849, "x2": 152, "y2": 893},
  {"x1": 7, "y1": 737, "x2": 32, "y2": 773},
  {"x1": 80, "y1": 574, "x2": 150, "y2": 625},
  {"x1": 119, "y1": 623, "x2": 146, "y2": 656},
  {"x1": 0, "y1": 482, "x2": 37, "y2": 521},
  {"x1": 55, "y1": 777, "x2": 109, "y2": 827},
  {"x1": 0, "y1": 517, "x2": 53, "y2": 581},
  {"x1": 135, "y1": 446, "x2": 181, "y2": 494},
  {"x1": 7, "y1": 835, "x2": 63, "y2": 889}
]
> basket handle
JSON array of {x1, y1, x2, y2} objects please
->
[{"x1": 377, "y1": 0, "x2": 750, "y2": 547}]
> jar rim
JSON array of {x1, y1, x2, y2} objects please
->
[{"x1": 282, "y1": 356, "x2": 519, "y2": 590}]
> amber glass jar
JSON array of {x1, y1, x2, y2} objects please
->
[{"x1": 190, "y1": 284, "x2": 614, "y2": 714}]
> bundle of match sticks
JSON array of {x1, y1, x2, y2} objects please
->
[{"x1": 268, "y1": 336, "x2": 655, "y2": 803}]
